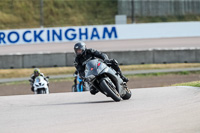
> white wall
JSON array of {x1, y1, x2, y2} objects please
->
[
  {"x1": 0, "y1": 22, "x2": 200, "y2": 45},
  {"x1": 117, "y1": 22, "x2": 200, "y2": 39}
]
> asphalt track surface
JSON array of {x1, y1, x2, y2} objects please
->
[
  {"x1": 1, "y1": 86, "x2": 200, "y2": 133},
  {"x1": 0, "y1": 37, "x2": 200, "y2": 55}
]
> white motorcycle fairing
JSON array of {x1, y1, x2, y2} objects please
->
[{"x1": 33, "y1": 76, "x2": 49, "y2": 94}]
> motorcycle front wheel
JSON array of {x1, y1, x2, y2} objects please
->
[
  {"x1": 100, "y1": 79, "x2": 121, "y2": 102},
  {"x1": 71, "y1": 85, "x2": 77, "y2": 92},
  {"x1": 37, "y1": 89, "x2": 45, "y2": 94}
]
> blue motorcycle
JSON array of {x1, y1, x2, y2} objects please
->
[{"x1": 72, "y1": 73, "x2": 87, "y2": 92}]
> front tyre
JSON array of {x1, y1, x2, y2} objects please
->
[
  {"x1": 100, "y1": 79, "x2": 121, "y2": 102},
  {"x1": 37, "y1": 89, "x2": 45, "y2": 94},
  {"x1": 71, "y1": 85, "x2": 77, "y2": 92}
]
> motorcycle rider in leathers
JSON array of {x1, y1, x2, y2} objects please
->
[
  {"x1": 74, "y1": 42, "x2": 128, "y2": 95},
  {"x1": 29, "y1": 68, "x2": 49, "y2": 92}
]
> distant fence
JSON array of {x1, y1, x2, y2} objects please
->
[
  {"x1": 1, "y1": 48, "x2": 200, "y2": 69},
  {"x1": 118, "y1": 0, "x2": 200, "y2": 17}
]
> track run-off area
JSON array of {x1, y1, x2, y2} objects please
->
[{"x1": 0, "y1": 86, "x2": 200, "y2": 133}]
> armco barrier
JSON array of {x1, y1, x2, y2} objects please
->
[
  {"x1": 0, "y1": 54, "x2": 23, "y2": 69},
  {"x1": 1, "y1": 48, "x2": 200, "y2": 69},
  {"x1": 195, "y1": 48, "x2": 200, "y2": 62},
  {"x1": 23, "y1": 53, "x2": 66, "y2": 68},
  {"x1": 105, "y1": 50, "x2": 154, "y2": 65},
  {"x1": 153, "y1": 48, "x2": 197, "y2": 63},
  {"x1": 66, "y1": 53, "x2": 75, "y2": 66}
]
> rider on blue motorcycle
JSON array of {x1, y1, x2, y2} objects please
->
[
  {"x1": 72, "y1": 70, "x2": 86, "y2": 92},
  {"x1": 74, "y1": 42, "x2": 128, "y2": 95}
]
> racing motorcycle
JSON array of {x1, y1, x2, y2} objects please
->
[
  {"x1": 72, "y1": 73, "x2": 88, "y2": 92},
  {"x1": 29, "y1": 76, "x2": 50, "y2": 94},
  {"x1": 83, "y1": 58, "x2": 131, "y2": 102}
]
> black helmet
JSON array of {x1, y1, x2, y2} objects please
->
[{"x1": 74, "y1": 42, "x2": 86, "y2": 56}]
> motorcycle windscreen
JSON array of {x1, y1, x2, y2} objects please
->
[
  {"x1": 85, "y1": 60, "x2": 98, "y2": 77},
  {"x1": 35, "y1": 76, "x2": 43, "y2": 83},
  {"x1": 35, "y1": 77, "x2": 41, "y2": 83},
  {"x1": 85, "y1": 59, "x2": 107, "y2": 77}
]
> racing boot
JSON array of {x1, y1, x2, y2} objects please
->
[
  {"x1": 119, "y1": 73, "x2": 129, "y2": 82},
  {"x1": 90, "y1": 86, "x2": 99, "y2": 95}
]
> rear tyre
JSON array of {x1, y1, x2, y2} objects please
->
[
  {"x1": 100, "y1": 79, "x2": 121, "y2": 102},
  {"x1": 122, "y1": 87, "x2": 132, "y2": 100}
]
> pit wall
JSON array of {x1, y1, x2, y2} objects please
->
[{"x1": 1, "y1": 48, "x2": 200, "y2": 69}]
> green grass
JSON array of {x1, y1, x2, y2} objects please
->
[
  {"x1": 0, "y1": 67, "x2": 76, "y2": 79},
  {"x1": 0, "y1": 0, "x2": 117, "y2": 29},
  {"x1": 0, "y1": 77, "x2": 74, "y2": 86},
  {"x1": 1, "y1": 0, "x2": 200, "y2": 29},
  {"x1": 1, "y1": 63, "x2": 200, "y2": 86},
  {"x1": 126, "y1": 71, "x2": 200, "y2": 78},
  {"x1": 1, "y1": 63, "x2": 200, "y2": 79},
  {"x1": 1, "y1": 70, "x2": 200, "y2": 86},
  {"x1": 120, "y1": 63, "x2": 200, "y2": 71},
  {"x1": 172, "y1": 81, "x2": 200, "y2": 87}
]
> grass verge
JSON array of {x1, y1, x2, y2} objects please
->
[
  {"x1": 1, "y1": 70, "x2": 199, "y2": 86},
  {"x1": 172, "y1": 81, "x2": 200, "y2": 87},
  {"x1": 0, "y1": 77, "x2": 74, "y2": 86},
  {"x1": 126, "y1": 71, "x2": 194, "y2": 78},
  {"x1": 1, "y1": 63, "x2": 200, "y2": 79}
]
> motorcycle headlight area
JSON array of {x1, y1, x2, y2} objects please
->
[
  {"x1": 85, "y1": 75, "x2": 95, "y2": 82},
  {"x1": 35, "y1": 83, "x2": 45, "y2": 87}
]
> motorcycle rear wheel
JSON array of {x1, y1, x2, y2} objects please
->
[{"x1": 122, "y1": 87, "x2": 132, "y2": 100}]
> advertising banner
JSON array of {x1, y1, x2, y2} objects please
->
[{"x1": 0, "y1": 22, "x2": 200, "y2": 45}]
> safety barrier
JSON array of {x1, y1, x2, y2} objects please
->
[{"x1": 1, "y1": 48, "x2": 200, "y2": 69}]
